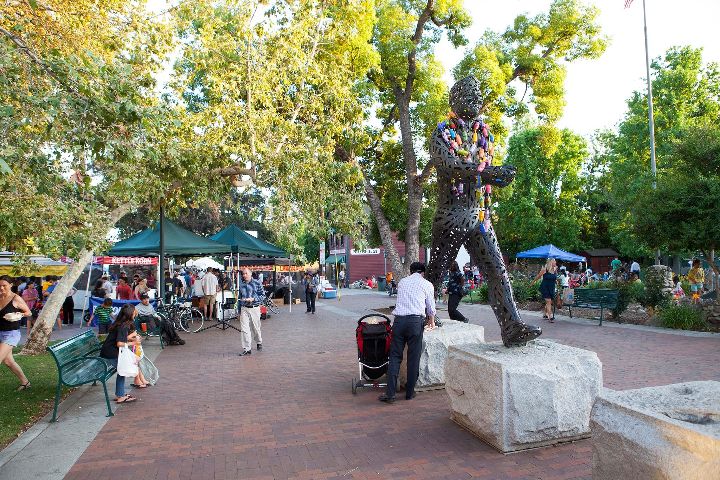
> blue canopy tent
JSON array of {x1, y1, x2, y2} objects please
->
[{"x1": 516, "y1": 244, "x2": 586, "y2": 263}]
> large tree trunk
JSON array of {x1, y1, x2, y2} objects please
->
[
  {"x1": 361, "y1": 174, "x2": 404, "y2": 277},
  {"x1": 20, "y1": 204, "x2": 132, "y2": 355},
  {"x1": 396, "y1": 91, "x2": 422, "y2": 276},
  {"x1": 20, "y1": 249, "x2": 95, "y2": 355}
]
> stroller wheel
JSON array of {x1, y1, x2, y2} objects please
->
[{"x1": 352, "y1": 378, "x2": 358, "y2": 395}]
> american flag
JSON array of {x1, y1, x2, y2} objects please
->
[{"x1": 625, "y1": 0, "x2": 634, "y2": 7}]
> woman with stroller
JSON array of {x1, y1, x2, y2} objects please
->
[{"x1": 99, "y1": 304, "x2": 139, "y2": 403}]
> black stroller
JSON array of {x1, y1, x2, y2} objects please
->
[{"x1": 352, "y1": 314, "x2": 393, "y2": 394}]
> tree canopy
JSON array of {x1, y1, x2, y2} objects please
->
[
  {"x1": 598, "y1": 46, "x2": 720, "y2": 257},
  {"x1": 494, "y1": 127, "x2": 590, "y2": 255}
]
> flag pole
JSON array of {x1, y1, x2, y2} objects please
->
[{"x1": 641, "y1": 0, "x2": 660, "y2": 265}]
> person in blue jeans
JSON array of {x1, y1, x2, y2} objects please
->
[
  {"x1": 379, "y1": 262, "x2": 437, "y2": 404},
  {"x1": 100, "y1": 304, "x2": 139, "y2": 403}
]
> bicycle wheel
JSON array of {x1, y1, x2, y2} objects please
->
[
  {"x1": 184, "y1": 307, "x2": 205, "y2": 333},
  {"x1": 176, "y1": 308, "x2": 191, "y2": 333}
]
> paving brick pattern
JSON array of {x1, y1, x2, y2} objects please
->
[{"x1": 65, "y1": 294, "x2": 720, "y2": 480}]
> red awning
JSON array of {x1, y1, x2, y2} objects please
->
[{"x1": 93, "y1": 256, "x2": 158, "y2": 266}]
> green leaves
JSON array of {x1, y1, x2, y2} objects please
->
[
  {"x1": 494, "y1": 127, "x2": 590, "y2": 255},
  {"x1": 454, "y1": 0, "x2": 606, "y2": 142},
  {"x1": 599, "y1": 46, "x2": 720, "y2": 256}
]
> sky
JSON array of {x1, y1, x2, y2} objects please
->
[{"x1": 438, "y1": 0, "x2": 720, "y2": 137}]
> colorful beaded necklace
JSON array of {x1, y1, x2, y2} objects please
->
[{"x1": 436, "y1": 112, "x2": 496, "y2": 233}]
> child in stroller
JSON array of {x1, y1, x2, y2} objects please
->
[{"x1": 352, "y1": 314, "x2": 392, "y2": 394}]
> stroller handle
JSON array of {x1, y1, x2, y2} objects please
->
[{"x1": 357, "y1": 313, "x2": 391, "y2": 326}]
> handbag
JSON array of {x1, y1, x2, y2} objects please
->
[{"x1": 117, "y1": 346, "x2": 139, "y2": 377}]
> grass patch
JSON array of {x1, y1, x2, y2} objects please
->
[{"x1": 0, "y1": 345, "x2": 72, "y2": 449}]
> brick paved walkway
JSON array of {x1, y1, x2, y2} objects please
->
[{"x1": 65, "y1": 292, "x2": 720, "y2": 480}]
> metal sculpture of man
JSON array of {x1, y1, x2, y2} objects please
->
[{"x1": 426, "y1": 76, "x2": 542, "y2": 347}]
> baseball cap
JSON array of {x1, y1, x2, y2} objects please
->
[{"x1": 139, "y1": 293, "x2": 150, "y2": 300}]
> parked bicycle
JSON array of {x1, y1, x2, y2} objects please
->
[{"x1": 156, "y1": 297, "x2": 205, "y2": 333}]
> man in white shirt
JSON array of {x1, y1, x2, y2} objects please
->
[
  {"x1": 201, "y1": 268, "x2": 219, "y2": 320},
  {"x1": 630, "y1": 260, "x2": 641, "y2": 279},
  {"x1": 379, "y1": 262, "x2": 436, "y2": 404},
  {"x1": 338, "y1": 269, "x2": 345, "y2": 288},
  {"x1": 101, "y1": 275, "x2": 114, "y2": 297}
]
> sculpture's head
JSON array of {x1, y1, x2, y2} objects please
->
[{"x1": 449, "y1": 76, "x2": 483, "y2": 122}]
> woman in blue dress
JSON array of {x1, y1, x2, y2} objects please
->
[{"x1": 533, "y1": 259, "x2": 558, "y2": 322}]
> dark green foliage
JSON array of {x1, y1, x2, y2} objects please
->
[
  {"x1": 597, "y1": 46, "x2": 720, "y2": 257},
  {"x1": 659, "y1": 305, "x2": 708, "y2": 331},
  {"x1": 511, "y1": 278, "x2": 542, "y2": 303}
]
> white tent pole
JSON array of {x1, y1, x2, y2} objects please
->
[
  {"x1": 288, "y1": 254, "x2": 293, "y2": 313},
  {"x1": 80, "y1": 260, "x2": 94, "y2": 327}
]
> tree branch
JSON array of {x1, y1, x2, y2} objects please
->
[
  {"x1": 405, "y1": 0, "x2": 434, "y2": 96},
  {"x1": 417, "y1": 159, "x2": 435, "y2": 185},
  {"x1": 0, "y1": 26, "x2": 84, "y2": 100}
]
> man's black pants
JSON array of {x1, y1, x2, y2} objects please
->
[
  {"x1": 62, "y1": 296, "x2": 74, "y2": 324},
  {"x1": 386, "y1": 315, "x2": 424, "y2": 399},
  {"x1": 447, "y1": 293, "x2": 467, "y2": 322},
  {"x1": 305, "y1": 291, "x2": 316, "y2": 312}
]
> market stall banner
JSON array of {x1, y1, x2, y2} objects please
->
[
  {"x1": 93, "y1": 256, "x2": 158, "y2": 266},
  {"x1": 227, "y1": 265, "x2": 304, "y2": 272},
  {"x1": 87, "y1": 296, "x2": 156, "y2": 326}
]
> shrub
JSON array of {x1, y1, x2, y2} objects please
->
[
  {"x1": 511, "y1": 278, "x2": 541, "y2": 303},
  {"x1": 659, "y1": 305, "x2": 708, "y2": 331},
  {"x1": 463, "y1": 283, "x2": 488, "y2": 303}
]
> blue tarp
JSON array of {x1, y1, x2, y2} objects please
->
[
  {"x1": 87, "y1": 297, "x2": 157, "y2": 326},
  {"x1": 516, "y1": 244, "x2": 586, "y2": 263}
]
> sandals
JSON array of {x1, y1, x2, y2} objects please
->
[
  {"x1": 549, "y1": 317, "x2": 555, "y2": 323},
  {"x1": 131, "y1": 383, "x2": 148, "y2": 388},
  {"x1": 16, "y1": 381, "x2": 31, "y2": 392},
  {"x1": 115, "y1": 395, "x2": 137, "y2": 403}
]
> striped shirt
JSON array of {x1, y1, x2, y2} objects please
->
[
  {"x1": 392, "y1": 272, "x2": 436, "y2": 317},
  {"x1": 94, "y1": 306, "x2": 113, "y2": 324}
]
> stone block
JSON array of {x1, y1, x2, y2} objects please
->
[
  {"x1": 398, "y1": 319, "x2": 484, "y2": 391},
  {"x1": 445, "y1": 339, "x2": 602, "y2": 453},
  {"x1": 592, "y1": 381, "x2": 720, "y2": 480}
]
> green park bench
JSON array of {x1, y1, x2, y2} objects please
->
[
  {"x1": 566, "y1": 288, "x2": 619, "y2": 326},
  {"x1": 46, "y1": 330, "x2": 117, "y2": 422}
]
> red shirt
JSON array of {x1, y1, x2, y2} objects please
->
[{"x1": 116, "y1": 284, "x2": 134, "y2": 300}]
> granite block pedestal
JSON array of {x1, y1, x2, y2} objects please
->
[
  {"x1": 398, "y1": 319, "x2": 484, "y2": 391},
  {"x1": 445, "y1": 339, "x2": 602, "y2": 453},
  {"x1": 592, "y1": 381, "x2": 720, "y2": 480}
]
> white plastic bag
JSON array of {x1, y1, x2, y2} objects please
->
[
  {"x1": 139, "y1": 356, "x2": 159, "y2": 385},
  {"x1": 117, "y1": 346, "x2": 139, "y2": 377}
]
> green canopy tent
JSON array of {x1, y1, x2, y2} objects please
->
[
  {"x1": 210, "y1": 225, "x2": 288, "y2": 301},
  {"x1": 108, "y1": 218, "x2": 230, "y2": 256},
  {"x1": 210, "y1": 225, "x2": 286, "y2": 257}
]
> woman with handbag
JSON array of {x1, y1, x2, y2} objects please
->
[
  {"x1": 533, "y1": 259, "x2": 558, "y2": 322},
  {"x1": 447, "y1": 261, "x2": 469, "y2": 323},
  {"x1": 100, "y1": 304, "x2": 140, "y2": 403}
]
